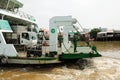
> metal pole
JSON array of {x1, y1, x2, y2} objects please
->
[
  {"x1": 12, "y1": 1, "x2": 15, "y2": 12},
  {"x1": 2, "y1": 0, "x2": 11, "y2": 20}
]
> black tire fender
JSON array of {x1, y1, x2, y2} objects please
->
[{"x1": 0, "y1": 55, "x2": 8, "y2": 64}]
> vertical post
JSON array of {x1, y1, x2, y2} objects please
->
[
  {"x1": 2, "y1": 0, "x2": 10, "y2": 20},
  {"x1": 12, "y1": 1, "x2": 15, "y2": 12},
  {"x1": 31, "y1": 24, "x2": 34, "y2": 32},
  {"x1": 49, "y1": 25, "x2": 58, "y2": 52}
]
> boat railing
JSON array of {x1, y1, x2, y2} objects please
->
[
  {"x1": 0, "y1": 8, "x2": 36, "y2": 21},
  {"x1": 17, "y1": 11, "x2": 36, "y2": 21}
]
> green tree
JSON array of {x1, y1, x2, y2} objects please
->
[{"x1": 90, "y1": 28, "x2": 101, "y2": 40}]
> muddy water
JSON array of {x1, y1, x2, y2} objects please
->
[{"x1": 0, "y1": 41, "x2": 120, "y2": 80}]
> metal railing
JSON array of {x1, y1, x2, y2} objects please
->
[{"x1": 0, "y1": 8, "x2": 36, "y2": 21}]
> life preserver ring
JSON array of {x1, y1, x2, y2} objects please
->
[{"x1": 0, "y1": 55, "x2": 8, "y2": 64}]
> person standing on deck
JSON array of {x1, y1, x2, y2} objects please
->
[
  {"x1": 73, "y1": 33, "x2": 79, "y2": 52},
  {"x1": 58, "y1": 35, "x2": 63, "y2": 47}
]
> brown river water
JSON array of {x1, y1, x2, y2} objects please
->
[{"x1": 0, "y1": 41, "x2": 120, "y2": 80}]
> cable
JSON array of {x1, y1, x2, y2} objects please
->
[
  {"x1": 77, "y1": 20, "x2": 85, "y2": 32},
  {"x1": 57, "y1": 27, "x2": 71, "y2": 54},
  {"x1": 73, "y1": 25, "x2": 86, "y2": 41},
  {"x1": 73, "y1": 20, "x2": 90, "y2": 45}
]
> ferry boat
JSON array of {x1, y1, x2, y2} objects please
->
[{"x1": 0, "y1": 0, "x2": 101, "y2": 65}]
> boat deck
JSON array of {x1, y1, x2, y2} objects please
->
[
  {"x1": 17, "y1": 46, "x2": 50, "y2": 58},
  {"x1": 64, "y1": 46, "x2": 92, "y2": 54},
  {"x1": 8, "y1": 46, "x2": 61, "y2": 64}
]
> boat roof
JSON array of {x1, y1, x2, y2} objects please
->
[
  {"x1": 0, "y1": 9, "x2": 36, "y2": 26},
  {"x1": 0, "y1": 0, "x2": 37, "y2": 26},
  {"x1": 0, "y1": 0, "x2": 23, "y2": 9}
]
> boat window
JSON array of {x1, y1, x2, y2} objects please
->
[
  {"x1": 103, "y1": 34, "x2": 105, "y2": 37},
  {"x1": 2, "y1": 32, "x2": 18, "y2": 44},
  {"x1": 22, "y1": 33, "x2": 29, "y2": 40},
  {"x1": 107, "y1": 33, "x2": 113, "y2": 35},
  {"x1": 31, "y1": 36, "x2": 37, "y2": 40},
  {"x1": 0, "y1": 20, "x2": 12, "y2": 31},
  {"x1": 31, "y1": 33, "x2": 37, "y2": 40}
]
